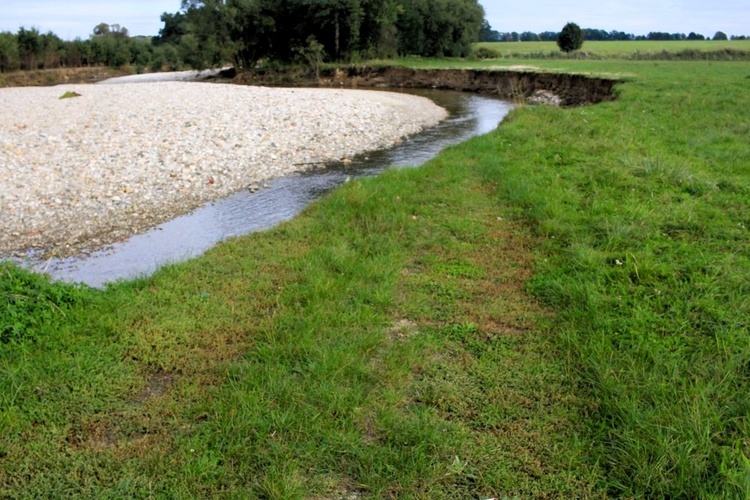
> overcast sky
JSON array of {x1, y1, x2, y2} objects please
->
[{"x1": 0, "y1": 0, "x2": 748, "y2": 40}]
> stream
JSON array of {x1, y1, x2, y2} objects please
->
[{"x1": 21, "y1": 89, "x2": 512, "y2": 287}]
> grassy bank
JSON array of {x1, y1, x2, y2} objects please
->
[{"x1": 2, "y1": 58, "x2": 750, "y2": 497}]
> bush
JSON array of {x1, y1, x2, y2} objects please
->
[
  {"x1": 557, "y1": 22, "x2": 584, "y2": 52},
  {"x1": 473, "y1": 47, "x2": 499, "y2": 59}
]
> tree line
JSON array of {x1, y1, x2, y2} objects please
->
[
  {"x1": 0, "y1": 25, "x2": 176, "y2": 73},
  {"x1": 1, "y1": 0, "x2": 486, "y2": 73},
  {"x1": 156, "y1": 0, "x2": 486, "y2": 70},
  {"x1": 481, "y1": 23, "x2": 748, "y2": 43}
]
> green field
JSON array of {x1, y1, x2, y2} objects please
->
[
  {"x1": 477, "y1": 39, "x2": 750, "y2": 58},
  {"x1": 2, "y1": 57, "x2": 750, "y2": 497}
]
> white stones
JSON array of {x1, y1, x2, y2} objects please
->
[{"x1": 0, "y1": 82, "x2": 447, "y2": 257}]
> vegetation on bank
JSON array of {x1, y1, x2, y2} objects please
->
[{"x1": 2, "y1": 54, "x2": 750, "y2": 497}]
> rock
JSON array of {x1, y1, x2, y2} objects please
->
[{"x1": 528, "y1": 90, "x2": 562, "y2": 106}]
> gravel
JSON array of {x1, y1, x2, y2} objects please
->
[{"x1": 0, "y1": 82, "x2": 447, "y2": 258}]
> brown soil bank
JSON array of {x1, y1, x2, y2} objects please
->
[
  {"x1": 235, "y1": 66, "x2": 620, "y2": 106},
  {"x1": 0, "y1": 67, "x2": 132, "y2": 87}
]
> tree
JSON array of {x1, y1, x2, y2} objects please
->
[
  {"x1": 154, "y1": 12, "x2": 188, "y2": 46},
  {"x1": 0, "y1": 32, "x2": 20, "y2": 72},
  {"x1": 397, "y1": 0, "x2": 485, "y2": 57},
  {"x1": 713, "y1": 31, "x2": 728, "y2": 41},
  {"x1": 479, "y1": 20, "x2": 500, "y2": 42},
  {"x1": 17, "y1": 27, "x2": 43, "y2": 70},
  {"x1": 557, "y1": 22, "x2": 584, "y2": 52},
  {"x1": 93, "y1": 23, "x2": 110, "y2": 37},
  {"x1": 359, "y1": 0, "x2": 402, "y2": 58},
  {"x1": 154, "y1": 0, "x2": 486, "y2": 68},
  {"x1": 539, "y1": 31, "x2": 558, "y2": 42}
]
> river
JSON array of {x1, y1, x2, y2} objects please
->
[{"x1": 22, "y1": 89, "x2": 512, "y2": 287}]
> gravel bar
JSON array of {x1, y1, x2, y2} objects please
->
[{"x1": 0, "y1": 82, "x2": 447, "y2": 258}]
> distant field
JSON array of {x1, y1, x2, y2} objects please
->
[{"x1": 477, "y1": 39, "x2": 750, "y2": 58}]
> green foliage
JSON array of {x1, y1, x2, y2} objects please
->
[
  {"x1": 395, "y1": 0, "x2": 485, "y2": 57},
  {"x1": 0, "y1": 32, "x2": 20, "y2": 72},
  {"x1": 0, "y1": 263, "x2": 89, "y2": 344},
  {"x1": 557, "y1": 22, "x2": 584, "y2": 52},
  {"x1": 163, "y1": 0, "x2": 485, "y2": 69},
  {"x1": 3, "y1": 0, "x2": 484, "y2": 72},
  {"x1": 472, "y1": 46, "x2": 499, "y2": 59},
  {"x1": 294, "y1": 36, "x2": 326, "y2": 78},
  {"x1": 58, "y1": 90, "x2": 81, "y2": 99}
]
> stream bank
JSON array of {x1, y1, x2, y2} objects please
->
[{"x1": 233, "y1": 65, "x2": 620, "y2": 106}]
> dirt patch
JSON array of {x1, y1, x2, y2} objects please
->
[{"x1": 133, "y1": 373, "x2": 175, "y2": 403}]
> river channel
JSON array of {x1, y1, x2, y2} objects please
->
[{"x1": 22, "y1": 89, "x2": 512, "y2": 287}]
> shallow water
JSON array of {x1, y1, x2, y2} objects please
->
[{"x1": 21, "y1": 89, "x2": 512, "y2": 287}]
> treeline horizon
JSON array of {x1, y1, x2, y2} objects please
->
[
  {"x1": 481, "y1": 22, "x2": 749, "y2": 43},
  {"x1": 1, "y1": 0, "x2": 487, "y2": 73},
  {"x1": 2, "y1": 3, "x2": 749, "y2": 74}
]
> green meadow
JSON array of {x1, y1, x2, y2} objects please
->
[
  {"x1": 2, "y1": 56, "x2": 749, "y2": 497},
  {"x1": 477, "y1": 39, "x2": 750, "y2": 59}
]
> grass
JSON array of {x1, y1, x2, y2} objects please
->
[
  {"x1": 476, "y1": 39, "x2": 750, "y2": 60},
  {"x1": 2, "y1": 57, "x2": 750, "y2": 497}
]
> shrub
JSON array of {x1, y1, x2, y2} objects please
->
[
  {"x1": 557, "y1": 22, "x2": 584, "y2": 52},
  {"x1": 473, "y1": 47, "x2": 499, "y2": 59}
]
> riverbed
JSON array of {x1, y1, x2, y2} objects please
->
[{"x1": 13, "y1": 89, "x2": 511, "y2": 287}]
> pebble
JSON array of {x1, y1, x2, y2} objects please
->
[{"x1": 0, "y1": 82, "x2": 447, "y2": 258}]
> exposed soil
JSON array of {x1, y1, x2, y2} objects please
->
[
  {"x1": 0, "y1": 67, "x2": 133, "y2": 88},
  {"x1": 2, "y1": 65, "x2": 619, "y2": 106},
  {"x1": 234, "y1": 65, "x2": 620, "y2": 106}
]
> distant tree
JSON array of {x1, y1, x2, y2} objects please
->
[
  {"x1": 713, "y1": 31, "x2": 728, "y2": 41},
  {"x1": 687, "y1": 32, "x2": 705, "y2": 40},
  {"x1": 154, "y1": 12, "x2": 188, "y2": 46},
  {"x1": 583, "y1": 28, "x2": 609, "y2": 41},
  {"x1": 609, "y1": 30, "x2": 634, "y2": 41},
  {"x1": 478, "y1": 20, "x2": 500, "y2": 42},
  {"x1": 109, "y1": 24, "x2": 129, "y2": 39},
  {"x1": 40, "y1": 31, "x2": 65, "y2": 68},
  {"x1": 17, "y1": 27, "x2": 43, "y2": 69},
  {"x1": 93, "y1": 23, "x2": 110, "y2": 37},
  {"x1": 557, "y1": 22, "x2": 584, "y2": 52},
  {"x1": 65, "y1": 38, "x2": 92, "y2": 67},
  {"x1": 539, "y1": 31, "x2": 558, "y2": 41},
  {"x1": 647, "y1": 32, "x2": 670, "y2": 41},
  {"x1": 0, "y1": 32, "x2": 20, "y2": 72}
]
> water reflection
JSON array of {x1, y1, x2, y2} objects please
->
[{"x1": 24, "y1": 90, "x2": 512, "y2": 287}]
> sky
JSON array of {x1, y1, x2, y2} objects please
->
[{"x1": 0, "y1": 0, "x2": 748, "y2": 41}]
